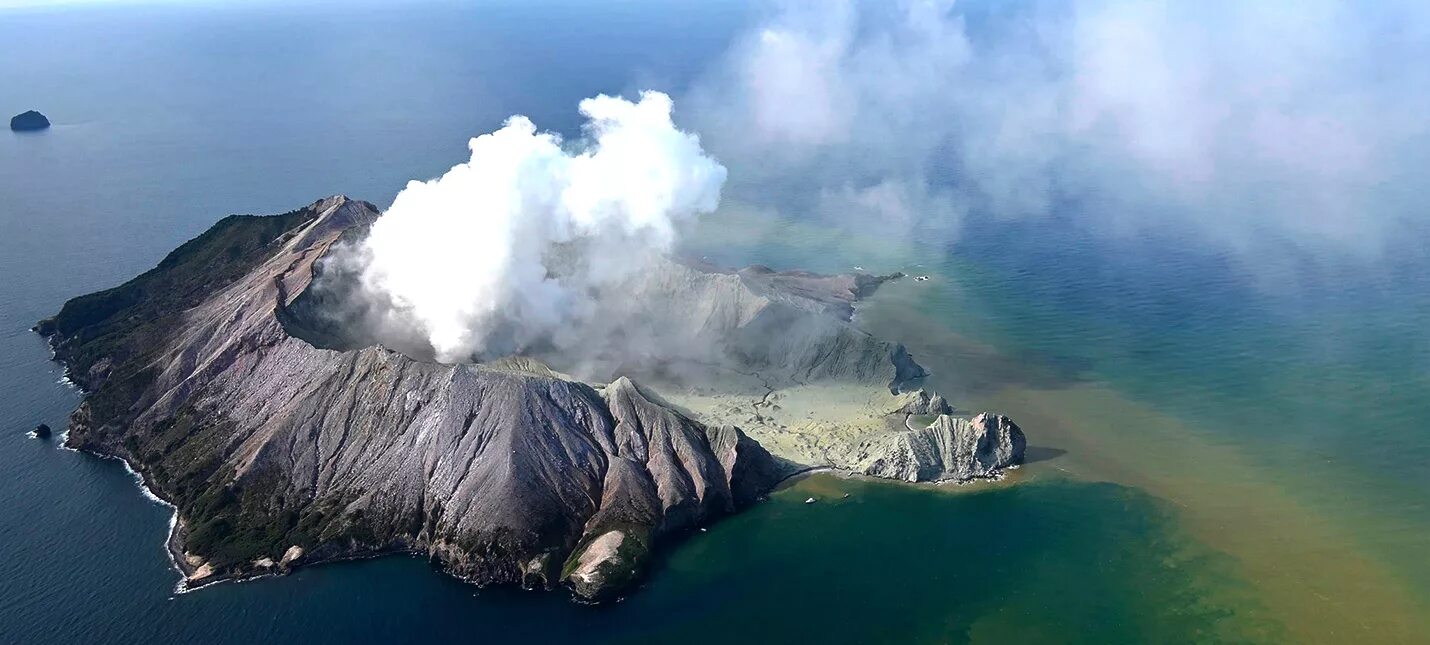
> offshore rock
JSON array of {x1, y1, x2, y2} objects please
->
[
  {"x1": 10, "y1": 110, "x2": 50, "y2": 131},
  {"x1": 858, "y1": 413, "x2": 1025, "y2": 483}
]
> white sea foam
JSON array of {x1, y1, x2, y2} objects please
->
[{"x1": 58, "y1": 439, "x2": 190, "y2": 592}]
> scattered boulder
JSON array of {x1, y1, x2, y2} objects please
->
[
  {"x1": 10, "y1": 110, "x2": 50, "y2": 131},
  {"x1": 859, "y1": 412, "x2": 1025, "y2": 482},
  {"x1": 32, "y1": 423, "x2": 52, "y2": 439}
]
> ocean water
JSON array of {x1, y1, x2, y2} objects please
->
[
  {"x1": 688, "y1": 208, "x2": 1430, "y2": 641},
  {"x1": 3, "y1": 2, "x2": 1428, "y2": 643}
]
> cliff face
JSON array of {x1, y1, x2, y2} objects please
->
[
  {"x1": 858, "y1": 413, "x2": 1026, "y2": 483},
  {"x1": 39, "y1": 196, "x2": 783, "y2": 600}
]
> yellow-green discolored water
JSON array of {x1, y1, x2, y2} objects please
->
[{"x1": 688, "y1": 204, "x2": 1430, "y2": 643}]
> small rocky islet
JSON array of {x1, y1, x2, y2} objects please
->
[
  {"x1": 36, "y1": 196, "x2": 1025, "y2": 601},
  {"x1": 10, "y1": 110, "x2": 50, "y2": 131}
]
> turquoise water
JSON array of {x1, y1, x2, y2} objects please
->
[
  {"x1": 921, "y1": 221, "x2": 1430, "y2": 598},
  {"x1": 688, "y1": 203, "x2": 1430, "y2": 639},
  {"x1": 3, "y1": 2, "x2": 1428, "y2": 643}
]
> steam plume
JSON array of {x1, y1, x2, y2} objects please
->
[
  {"x1": 355, "y1": 91, "x2": 726, "y2": 363},
  {"x1": 686, "y1": 0, "x2": 1430, "y2": 264}
]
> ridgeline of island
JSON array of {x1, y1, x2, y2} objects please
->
[{"x1": 35, "y1": 196, "x2": 1024, "y2": 601}]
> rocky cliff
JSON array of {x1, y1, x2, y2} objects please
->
[
  {"x1": 38, "y1": 197, "x2": 786, "y2": 600},
  {"x1": 858, "y1": 413, "x2": 1026, "y2": 483}
]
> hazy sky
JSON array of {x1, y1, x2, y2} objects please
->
[{"x1": 0, "y1": 0, "x2": 172, "y2": 9}]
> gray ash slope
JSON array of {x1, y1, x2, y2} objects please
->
[{"x1": 37, "y1": 195, "x2": 1022, "y2": 601}]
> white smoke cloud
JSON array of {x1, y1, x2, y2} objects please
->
[
  {"x1": 317, "y1": 0, "x2": 1428, "y2": 366},
  {"x1": 355, "y1": 90, "x2": 726, "y2": 362},
  {"x1": 686, "y1": 0, "x2": 1430, "y2": 260}
]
